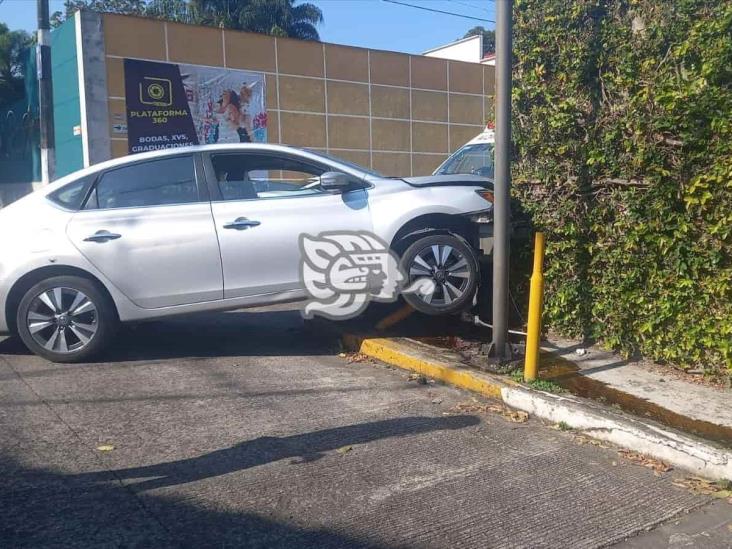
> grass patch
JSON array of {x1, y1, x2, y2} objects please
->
[
  {"x1": 508, "y1": 370, "x2": 566, "y2": 393},
  {"x1": 557, "y1": 421, "x2": 573, "y2": 431}
]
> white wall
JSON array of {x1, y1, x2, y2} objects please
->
[{"x1": 423, "y1": 35, "x2": 483, "y2": 63}]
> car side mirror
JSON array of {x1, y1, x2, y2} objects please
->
[{"x1": 320, "y1": 171, "x2": 355, "y2": 191}]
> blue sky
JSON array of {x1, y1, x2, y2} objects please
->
[{"x1": 0, "y1": 0, "x2": 495, "y2": 54}]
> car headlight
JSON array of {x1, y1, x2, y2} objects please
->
[{"x1": 469, "y1": 212, "x2": 493, "y2": 224}]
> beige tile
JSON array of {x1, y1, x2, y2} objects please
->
[
  {"x1": 110, "y1": 139, "x2": 129, "y2": 158},
  {"x1": 266, "y1": 74, "x2": 278, "y2": 109},
  {"x1": 449, "y1": 94, "x2": 483, "y2": 125},
  {"x1": 328, "y1": 116, "x2": 369, "y2": 150},
  {"x1": 484, "y1": 95, "x2": 494, "y2": 125},
  {"x1": 224, "y1": 30, "x2": 276, "y2": 71},
  {"x1": 106, "y1": 57, "x2": 124, "y2": 97},
  {"x1": 450, "y1": 125, "x2": 484, "y2": 152},
  {"x1": 411, "y1": 55, "x2": 447, "y2": 91},
  {"x1": 484, "y1": 65, "x2": 496, "y2": 95},
  {"x1": 371, "y1": 86, "x2": 410, "y2": 119},
  {"x1": 372, "y1": 152, "x2": 411, "y2": 177},
  {"x1": 448, "y1": 60, "x2": 483, "y2": 94},
  {"x1": 277, "y1": 37, "x2": 324, "y2": 77},
  {"x1": 327, "y1": 81, "x2": 369, "y2": 116},
  {"x1": 372, "y1": 119, "x2": 410, "y2": 151},
  {"x1": 412, "y1": 122, "x2": 448, "y2": 154},
  {"x1": 369, "y1": 50, "x2": 409, "y2": 87},
  {"x1": 280, "y1": 112, "x2": 326, "y2": 147},
  {"x1": 167, "y1": 22, "x2": 224, "y2": 66},
  {"x1": 412, "y1": 154, "x2": 446, "y2": 176},
  {"x1": 412, "y1": 90, "x2": 448, "y2": 122},
  {"x1": 325, "y1": 44, "x2": 368, "y2": 82},
  {"x1": 267, "y1": 111, "x2": 279, "y2": 143},
  {"x1": 330, "y1": 149, "x2": 371, "y2": 169},
  {"x1": 103, "y1": 14, "x2": 166, "y2": 59},
  {"x1": 279, "y1": 76, "x2": 325, "y2": 113}
]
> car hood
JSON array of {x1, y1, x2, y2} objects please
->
[{"x1": 401, "y1": 174, "x2": 493, "y2": 188}]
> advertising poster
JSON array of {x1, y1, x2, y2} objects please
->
[{"x1": 123, "y1": 58, "x2": 267, "y2": 154}]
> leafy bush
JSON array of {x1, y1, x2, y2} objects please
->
[{"x1": 512, "y1": 0, "x2": 732, "y2": 372}]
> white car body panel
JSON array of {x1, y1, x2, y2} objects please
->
[
  {"x1": 66, "y1": 203, "x2": 224, "y2": 308},
  {"x1": 212, "y1": 189, "x2": 373, "y2": 298}
]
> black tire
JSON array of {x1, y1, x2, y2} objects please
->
[
  {"x1": 16, "y1": 275, "x2": 118, "y2": 363},
  {"x1": 399, "y1": 233, "x2": 479, "y2": 315}
]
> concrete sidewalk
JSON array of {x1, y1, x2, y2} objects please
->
[
  {"x1": 0, "y1": 309, "x2": 726, "y2": 548},
  {"x1": 541, "y1": 337, "x2": 732, "y2": 440}
]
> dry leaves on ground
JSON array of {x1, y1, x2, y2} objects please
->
[
  {"x1": 617, "y1": 449, "x2": 672, "y2": 475},
  {"x1": 340, "y1": 352, "x2": 372, "y2": 364},
  {"x1": 407, "y1": 373, "x2": 429, "y2": 384},
  {"x1": 572, "y1": 434, "x2": 611, "y2": 449},
  {"x1": 448, "y1": 401, "x2": 529, "y2": 423},
  {"x1": 672, "y1": 477, "x2": 732, "y2": 503},
  {"x1": 96, "y1": 444, "x2": 115, "y2": 452}
]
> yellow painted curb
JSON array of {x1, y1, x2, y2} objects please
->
[{"x1": 343, "y1": 334, "x2": 509, "y2": 400}]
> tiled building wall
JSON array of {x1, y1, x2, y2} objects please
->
[{"x1": 102, "y1": 14, "x2": 495, "y2": 176}]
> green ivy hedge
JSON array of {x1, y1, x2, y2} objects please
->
[{"x1": 511, "y1": 0, "x2": 731, "y2": 372}]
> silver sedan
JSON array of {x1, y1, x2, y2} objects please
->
[{"x1": 0, "y1": 144, "x2": 493, "y2": 362}]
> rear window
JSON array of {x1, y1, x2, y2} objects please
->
[
  {"x1": 86, "y1": 156, "x2": 198, "y2": 210},
  {"x1": 47, "y1": 176, "x2": 94, "y2": 210}
]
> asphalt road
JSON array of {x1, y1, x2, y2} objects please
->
[{"x1": 1, "y1": 307, "x2": 729, "y2": 548}]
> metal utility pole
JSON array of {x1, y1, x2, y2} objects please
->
[
  {"x1": 37, "y1": 0, "x2": 55, "y2": 183},
  {"x1": 489, "y1": 0, "x2": 513, "y2": 360}
]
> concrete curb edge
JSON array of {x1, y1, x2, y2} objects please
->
[{"x1": 343, "y1": 334, "x2": 732, "y2": 481}]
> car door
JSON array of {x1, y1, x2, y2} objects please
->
[
  {"x1": 206, "y1": 151, "x2": 373, "y2": 298},
  {"x1": 66, "y1": 154, "x2": 224, "y2": 309}
]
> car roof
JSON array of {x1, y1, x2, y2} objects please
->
[{"x1": 42, "y1": 143, "x2": 367, "y2": 194}]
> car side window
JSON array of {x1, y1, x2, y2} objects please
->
[
  {"x1": 210, "y1": 153, "x2": 327, "y2": 201},
  {"x1": 86, "y1": 156, "x2": 198, "y2": 210},
  {"x1": 47, "y1": 175, "x2": 94, "y2": 210}
]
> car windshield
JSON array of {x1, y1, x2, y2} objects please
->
[
  {"x1": 305, "y1": 149, "x2": 383, "y2": 177},
  {"x1": 435, "y1": 143, "x2": 494, "y2": 178}
]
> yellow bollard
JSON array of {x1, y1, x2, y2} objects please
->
[{"x1": 524, "y1": 232, "x2": 545, "y2": 381}]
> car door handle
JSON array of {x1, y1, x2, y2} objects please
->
[
  {"x1": 223, "y1": 218, "x2": 261, "y2": 230},
  {"x1": 84, "y1": 230, "x2": 122, "y2": 243}
]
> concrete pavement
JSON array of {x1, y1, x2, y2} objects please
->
[{"x1": 1, "y1": 308, "x2": 729, "y2": 548}]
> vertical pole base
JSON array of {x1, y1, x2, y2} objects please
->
[{"x1": 481, "y1": 341, "x2": 514, "y2": 362}]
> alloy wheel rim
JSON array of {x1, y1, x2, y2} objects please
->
[
  {"x1": 408, "y1": 244, "x2": 472, "y2": 306},
  {"x1": 26, "y1": 287, "x2": 98, "y2": 354}
]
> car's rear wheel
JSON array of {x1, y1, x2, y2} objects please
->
[
  {"x1": 399, "y1": 234, "x2": 478, "y2": 315},
  {"x1": 16, "y1": 276, "x2": 118, "y2": 363}
]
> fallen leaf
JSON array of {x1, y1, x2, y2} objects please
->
[
  {"x1": 336, "y1": 445, "x2": 353, "y2": 455},
  {"x1": 407, "y1": 373, "x2": 428, "y2": 384},
  {"x1": 449, "y1": 401, "x2": 528, "y2": 423},
  {"x1": 96, "y1": 444, "x2": 115, "y2": 452},
  {"x1": 618, "y1": 449, "x2": 672, "y2": 474}
]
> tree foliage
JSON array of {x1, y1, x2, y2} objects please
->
[
  {"x1": 512, "y1": 0, "x2": 732, "y2": 373},
  {"x1": 52, "y1": 0, "x2": 323, "y2": 40},
  {"x1": 0, "y1": 23, "x2": 33, "y2": 108},
  {"x1": 464, "y1": 25, "x2": 495, "y2": 56}
]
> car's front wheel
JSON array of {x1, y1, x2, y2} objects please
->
[
  {"x1": 399, "y1": 234, "x2": 479, "y2": 315},
  {"x1": 16, "y1": 275, "x2": 118, "y2": 363}
]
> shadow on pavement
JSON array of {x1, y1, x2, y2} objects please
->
[
  {"x1": 0, "y1": 454, "x2": 388, "y2": 548},
  {"x1": 0, "y1": 310, "x2": 340, "y2": 362},
  {"x1": 2, "y1": 415, "x2": 479, "y2": 547},
  {"x1": 73, "y1": 415, "x2": 480, "y2": 491},
  {"x1": 0, "y1": 305, "x2": 488, "y2": 364}
]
